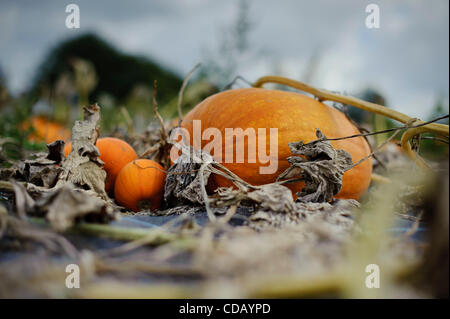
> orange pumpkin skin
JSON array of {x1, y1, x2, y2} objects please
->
[
  {"x1": 176, "y1": 88, "x2": 372, "y2": 200},
  {"x1": 114, "y1": 159, "x2": 166, "y2": 212},
  {"x1": 64, "y1": 137, "x2": 138, "y2": 193},
  {"x1": 22, "y1": 116, "x2": 71, "y2": 144}
]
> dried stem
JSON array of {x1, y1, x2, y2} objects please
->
[
  {"x1": 199, "y1": 162, "x2": 219, "y2": 222},
  {"x1": 223, "y1": 75, "x2": 253, "y2": 90},
  {"x1": 177, "y1": 63, "x2": 201, "y2": 124},
  {"x1": 30, "y1": 217, "x2": 173, "y2": 242}
]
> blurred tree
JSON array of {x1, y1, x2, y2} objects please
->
[{"x1": 32, "y1": 33, "x2": 182, "y2": 104}]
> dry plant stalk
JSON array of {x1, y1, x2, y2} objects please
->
[
  {"x1": 138, "y1": 80, "x2": 172, "y2": 169},
  {"x1": 139, "y1": 63, "x2": 201, "y2": 166},
  {"x1": 177, "y1": 63, "x2": 201, "y2": 124}
]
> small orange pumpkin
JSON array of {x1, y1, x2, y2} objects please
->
[
  {"x1": 64, "y1": 137, "x2": 138, "y2": 193},
  {"x1": 114, "y1": 159, "x2": 166, "y2": 212},
  {"x1": 22, "y1": 116, "x2": 71, "y2": 144}
]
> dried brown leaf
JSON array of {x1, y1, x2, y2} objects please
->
[
  {"x1": 35, "y1": 183, "x2": 117, "y2": 232},
  {"x1": 56, "y1": 103, "x2": 108, "y2": 199},
  {"x1": 164, "y1": 145, "x2": 214, "y2": 206},
  {"x1": 10, "y1": 181, "x2": 117, "y2": 232},
  {"x1": 278, "y1": 129, "x2": 353, "y2": 203},
  {"x1": 1, "y1": 141, "x2": 66, "y2": 188}
]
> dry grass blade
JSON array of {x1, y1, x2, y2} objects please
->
[{"x1": 98, "y1": 228, "x2": 196, "y2": 257}]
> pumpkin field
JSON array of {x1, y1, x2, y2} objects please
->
[{"x1": 0, "y1": 1, "x2": 449, "y2": 301}]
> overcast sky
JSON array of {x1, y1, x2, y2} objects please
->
[{"x1": 0, "y1": 0, "x2": 448, "y2": 119}]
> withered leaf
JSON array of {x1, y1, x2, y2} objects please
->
[
  {"x1": 247, "y1": 184, "x2": 295, "y2": 213},
  {"x1": 164, "y1": 143, "x2": 214, "y2": 207},
  {"x1": 56, "y1": 104, "x2": 108, "y2": 199},
  {"x1": 249, "y1": 198, "x2": 359, "y2": 231},
  {"x1": 11, "y1": 181, "x2": 117, "y2": 232},
  {"x1": 211, "y1": 187, "x2": 248, "y2": 208},
  {"x1": 277, "y1": 129, "x2": 353, "y2": 203},
  {"x1": 212, "y1": 184, "x2": 295, "y2": 214},
  {"x1": 45, "y1": 140, "x2": 66, "y2": 163},
  {"x1": 35, "y1": 183, "x2": 117, "y2": 232},
  {"x1": 0, "y1": 167, "x2": 20, "y2": 181},
  {"x1": 1, "y1": 141, "x2": 66, "y2": 188}
]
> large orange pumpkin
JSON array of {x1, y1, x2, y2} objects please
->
[
  {"x1": 22, "y1": 116, "x2": 71, "y2": 144},
  {"x1": 114, "y1": 159, "x2": 166, "y2": 212},
  {"x1": 173, "y1": 88, "x2": 372, "y2": 200},
  {"x1": 64, "y1": 137, "x2": 138, "y2": 193}
]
